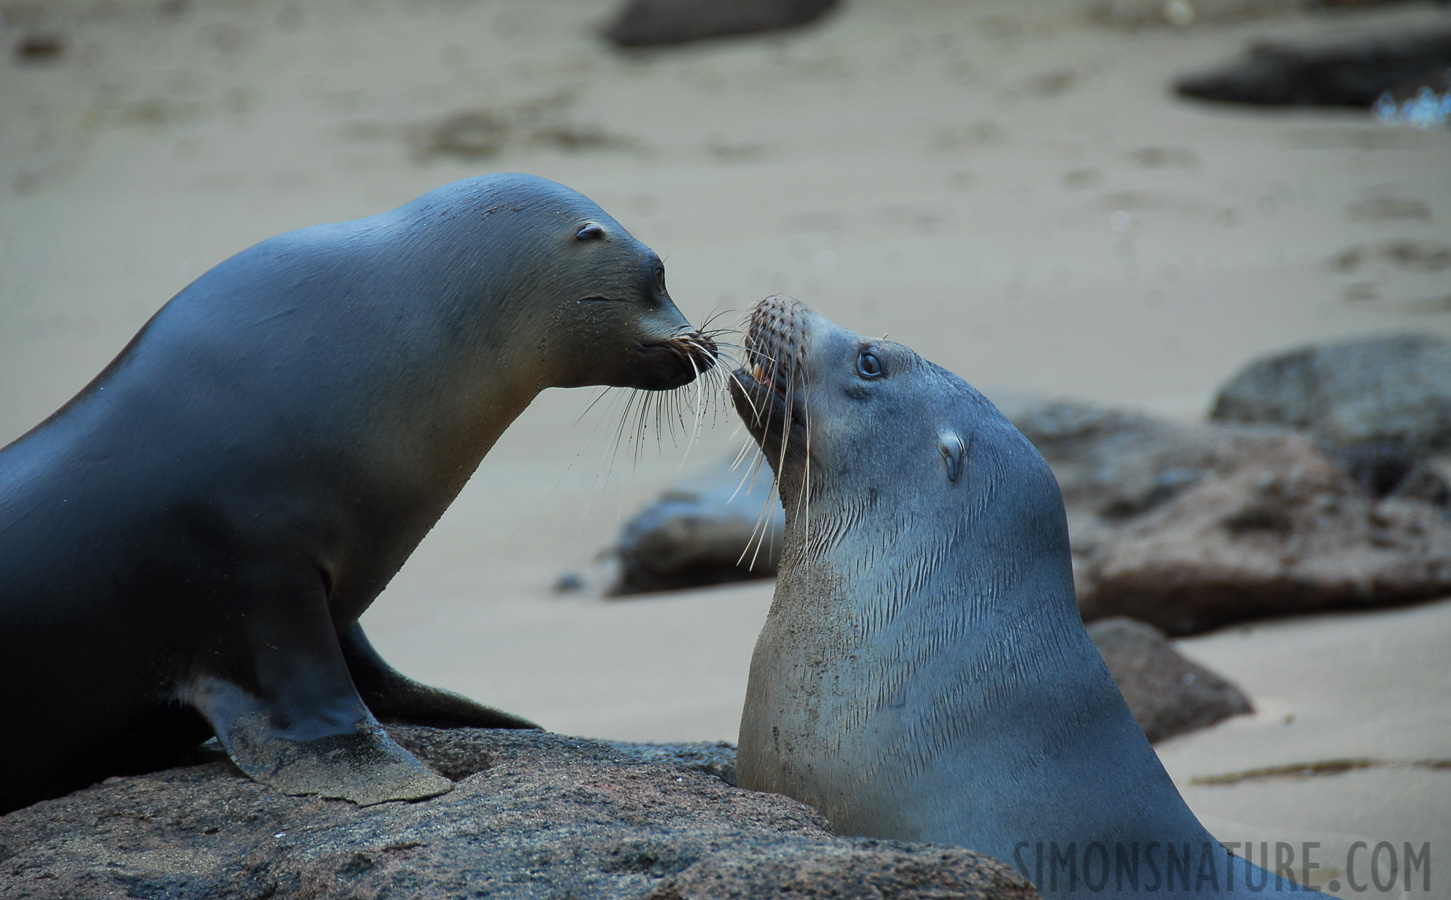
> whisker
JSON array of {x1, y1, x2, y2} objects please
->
[
  {"x1": 575, "y1": 385, "x2": 618, "y2": 426},
  {"x1": 734, "y1": 441, "x2": 782, "y2": 572},
  {"x1": 679, "y1": 353, "x2": 705, "y2": 469}
]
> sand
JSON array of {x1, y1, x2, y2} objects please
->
[{"x1": 2, "y1": 0, "x2": 1448, "y2": 895}]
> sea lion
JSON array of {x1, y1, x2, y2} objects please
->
[
  {"x1": 730, "y1": 294, "x2": 1328, "y2": 898},
  {"x1": 0, "y1": 173, "x2": 717, "y2": 814}
]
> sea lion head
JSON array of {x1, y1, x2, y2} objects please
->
[
  {"x1": 405, "y1": 174, "x2": 717, "y2": 393},
  {"x1": 550, "y1": 205, "x2": 718, "y2": 392},
  {"x1": 729, "y1": 294, "x2": 1063, "y2": 546}
]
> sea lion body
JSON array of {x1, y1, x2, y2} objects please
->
[
  {"x1": 0, "y1": 174, "x2": 715, "y2": 813},
  {"x1": 731, "y1": 295, "x2": 1326, "y2": 898}
]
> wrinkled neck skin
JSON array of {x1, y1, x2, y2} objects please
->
[{"x1": 745, "y1": 403, "x2": 1319, "y2": 899}]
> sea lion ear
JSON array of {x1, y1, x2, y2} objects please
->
[
  {"x1": 939, "y1": 429, "x2": 967, "y2": 483},
  {"x1": 576, "y1": 223, "x2": 606, "y2": 241}
]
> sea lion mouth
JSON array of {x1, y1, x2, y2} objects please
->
[
  {"x1": 635, "y1": 328, "x2": 720, "y2": 390},
  {"x1": 730, "y1": 363, "x2": 785, "y2": 421},
  {"x1": 731, "y1": 367, "x2": 801, "y2": 466},
  {"x1": 732, "y1": 295, "x2": 809, "y2": 461}
]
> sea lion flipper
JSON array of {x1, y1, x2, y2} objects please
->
[
  {"x1": 191, "y1": 673, "x2": 452, "y2": 805},
  {"x1": 186, "y1": 608, "x2": 453, "y2": 805},
  {"x1": 340, "y1": 622, "x2": 542, "y2": 730}
]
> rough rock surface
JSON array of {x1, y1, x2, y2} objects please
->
[
  {"x1": 0, "y1": 727, "x2": 1037, "y2": 900},
  {"x1": 996, "y1": 394, "x2": 1451, "y2": 634},
  {"x1": 1210, "y1": 333, "x2": 1451, "y2": 456},
  {"x1": 995, "y1": 394, "x2": 1306, "y2": 557},
  {"x1": 1075, "y1": 439, "x2": 1451, "y2": 634},
  {"x1": 1334, "y1": 443, "x2": 1451, "y2": 505},
  {"x1": 1173, "y1": 28, "x2": 1451, "y2": 106},
  {"x1": 602, "y1": 0, "x2": 838, "y2": 49},
  {"x1": 1087, "y1": 617, "x2": 1253, "y2": 742}
]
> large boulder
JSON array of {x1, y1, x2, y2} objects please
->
[
  {"x1": 996, "y1": 395, "x2": 1451, "y2": 635},
  {"x1": 0, "y1": 728, "x2": 1037, "y2": 900},
  {"x1": 1210, "y1": 333, "x2": 1451, "y2": 455},
  {"x1": 1075, "y1": 438, "x2": 1451, "y2": 634},
  {"x1": 994, "y1": 394, "x2": 1309, "y2": 559},
  {"x1": 1087, "y1": 617, "x2": 1253, "y2": 742}
]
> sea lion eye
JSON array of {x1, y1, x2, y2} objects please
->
[
  {"x1": 857, "y1": 350, "x2": 884, "y2": 379},
  {"x1": 654, "y1": 265, "x2": 666, "y2": 293}
]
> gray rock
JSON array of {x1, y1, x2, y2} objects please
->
[
  {"x1": 1076, "y1": 438, "x2": 1451, "y2": 634},
  {"x1": 1087, "y1": 617, "x2": 1253, "y2": 743},
  {"x1": 0, "y1": 727, "x2": 1037, "y2": 900},
  {"x1": 607, "y1": 739, "x2": 739, "y2": 786},
  {"x1": 995, "y1": 394, "x2": 1451, "y2": 634},
  {"x1": 995, "y1": 395, "x2": 1287, "y2": 517},
  {"x1": 1334, "y1": 443, "x2": 1451, "y2": 505},
  {"x1": 646, "y1": 844, "x2": 1035, "y2": 900},
  {"x1": 1173, "y1": 27, "x2": 1451, "y2": 107},
  {"x1": 1210, "y1": 333, "x2": 1451, "y2": 456},
  {"x1": 993, "y1": 393, "x2": 1306, "y2": 562},
  {"x1": 611, "y1": 458, "x2": 783, "y2": 596},
  {"x1": 602, "y1": 0, "x2": 838, "y2": 48}
]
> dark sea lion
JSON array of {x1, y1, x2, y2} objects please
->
[
  {"x1": 729, "y1": 294, "x2": 1328, "y2": 898},
  {"x1": 0, "y1": 173, "x2": 717, "y2": 814}
]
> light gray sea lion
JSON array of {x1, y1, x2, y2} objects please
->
[
  {"x1": 0, "y1": 174, "x2": 717, "y2": 814},
  {"x1": 730, "y1": 294, "x2": 1329, "y2": 898}
]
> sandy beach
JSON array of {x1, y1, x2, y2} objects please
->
[{"x1": 3, "y1": 0, "x2": 1449, "y2": 895}]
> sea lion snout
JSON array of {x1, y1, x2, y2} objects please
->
[
  {"x1": 633, "y1": 325, "x2": 719, "y2": 390},
  {"x1": 548, "y1": 218, "x2": 718, "y2": 391},
  {"x1": 732, "y1": 295, "x2": 813, "y2": 466}
]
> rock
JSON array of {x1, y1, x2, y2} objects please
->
[
  {"x1": 993, "y1": 393, "x2": 1308, "y2": 559},
  {"x1": 1210, "y1": 333, "x2": 1451, "y2": 456},
  {"x1": 610, "y1": 457, "x2": 783, "y2": 595},
  {"x1": 606, "y1": 740, "x2": 739, "y2": 785},
  {"x1": 1090, "y1": 0, "x2": 1420, "y2": 30},
  {"x1": 602, "y1": 0, "x2": 838, "y2": 49},
  {"x1": 13, "y1": 33, "x2": 66, "y2": 62},
  {"x1": 996, "y1": 395, "x2": 1269, "y2": 516},
  {"x1": 1087, "y1": 617, "x2": 1253, "y2": 742},
  {"x1": 0, "y1": 728, "x2": 1038, "y2": 900},
  {"x1": 1174, "y1": 27, "x2": 1451, "y2": 106},
  {"x1": 1076, "y1": 441, "x2": 1451, "y2": 634},
  {"x1": 647, "y1": 845, "x2": 1034, "y2": 900},
  {"x1": 995, "y1": 394, "x2": 1451, "y2": 634},
  {"x1": 1389, "y1": 461, "x2": 1451, "y2": 506},
  {"x1": 1334, "y1": 443, "x2": 1451, "y2": 505}
]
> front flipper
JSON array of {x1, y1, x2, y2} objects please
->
[
  {"x1": 341, "y1": 622, "x2": 541, "y2": 730},
  {"x1": 187, "y1": 593, "x2": 452, "y2": 806}
]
